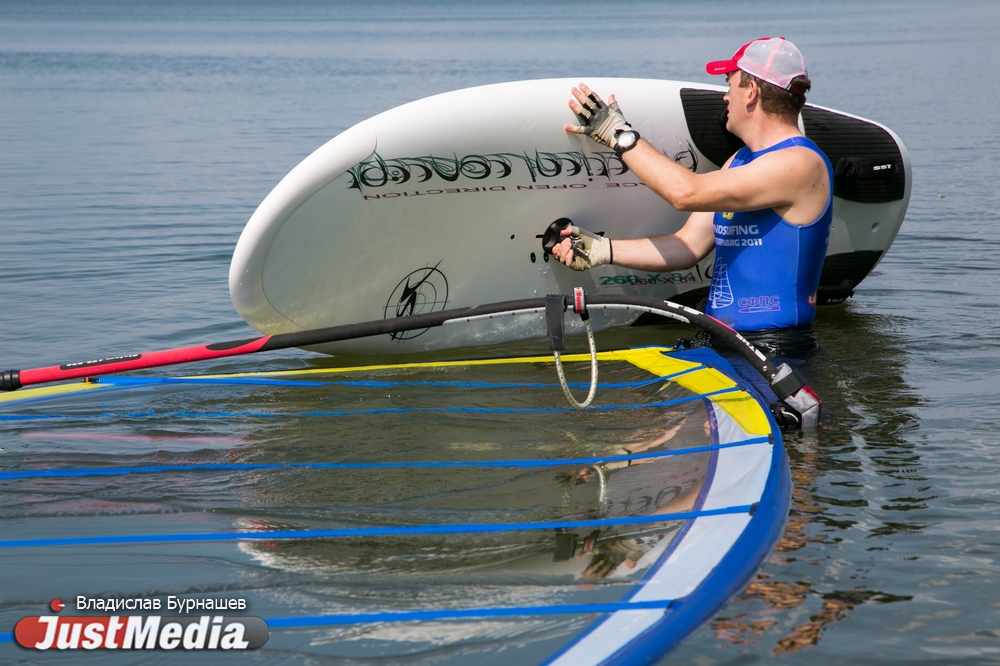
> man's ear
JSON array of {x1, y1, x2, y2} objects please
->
[{"x1": 745, "y1": 78, "x2": 759, "y2": 109}]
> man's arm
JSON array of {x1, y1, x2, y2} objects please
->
[
  {"x1": 602, "y1": 211, "x2": 715, "y2": 272},
  {"x1": 620, "y1": 139, "x2": 828, "y2": 224},
  {"x1": 551, "y1": 210, "x2": 715, "y2": 272},
  {"x1": 564, "y1": 84, "x2": 829, "y2": 226}
]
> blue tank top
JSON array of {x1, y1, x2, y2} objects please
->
[{"x1": 704, "y1": 136, "x2": 833, "y2": 331}]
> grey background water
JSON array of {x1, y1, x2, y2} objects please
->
[{"x1": 1, "y1": 0, "x2": 999, "y2": 662}]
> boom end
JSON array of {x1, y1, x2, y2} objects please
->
[{"x1": 1, "y1": 369, "x2": 22, "y2": 392}]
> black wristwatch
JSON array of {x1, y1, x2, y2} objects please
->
[{"x1": 615, "y1": 128, "x2": 641, "y2": 156}]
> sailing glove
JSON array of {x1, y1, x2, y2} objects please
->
[
  {"x1": 562, "y1": 225, "x2": 613, "y2": 271},
  {"x1": 567, "y1": 92, "x2": 632, "y2": 151}
]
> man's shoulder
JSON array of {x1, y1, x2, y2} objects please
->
[
  {"x1": 752, "y1": 138, "x2": 829, "y2": 171},
  {"x1": 782, "y1": 136, "x2": 829, "y2": 162}
]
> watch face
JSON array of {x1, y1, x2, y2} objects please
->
[{"x1": 618, "y1": 131, "x2": 637, "y2": 150}]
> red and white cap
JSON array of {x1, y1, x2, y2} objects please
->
[{"x1": 706, "y1": 37, "x2": 809, "y2": 95}]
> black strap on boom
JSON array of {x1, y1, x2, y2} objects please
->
[{"x1": 545, "y1": 294, "x2": 567, "y2": 352}]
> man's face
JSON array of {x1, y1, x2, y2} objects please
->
[{"x1": 723, "y1": 69, "x2": 746, "y2": 132}]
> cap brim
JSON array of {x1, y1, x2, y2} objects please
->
[{"x1": 706, "y1": 59, "x2": 739, "y2": 76}]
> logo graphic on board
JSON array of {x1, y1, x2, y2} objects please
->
[
  {"x1": 346, "y1": 151, "x2": 630, "y2": 193},
  {"x1": 384, "y1": 264, "x2": 449, "y2": 341},
  {"x1": 671, "y1": 141, "x2": 699, "y2": 172}
]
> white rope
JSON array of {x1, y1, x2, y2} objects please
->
[
  {"x1": 590, "y1": 463, "x2": 607, "y2": 505},
  {"x1": 553, "y1": 318, "x2": 598, "y2": 409}
]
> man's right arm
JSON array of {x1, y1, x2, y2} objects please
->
[
  {"x1": 552, "y1": 210, "x2": 716, "y2": 272},
  {"x1": 610, "y1": 211, "x2": 716, "y2": 272}
]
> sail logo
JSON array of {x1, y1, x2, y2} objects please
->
[
  {"x1": 14, "y1": 615, "x2": 269, "y2": 650},
  {"x1": 708, "y1": 261, "x2": 733, "y2": 309}
]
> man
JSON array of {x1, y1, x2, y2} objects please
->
[{"x1": 552, "y1": 37, "x2": 833, "y2": 336}]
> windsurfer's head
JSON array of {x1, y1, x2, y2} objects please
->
[{"x1": 707, "y1": 37, "x2": 811, "y2": 119}]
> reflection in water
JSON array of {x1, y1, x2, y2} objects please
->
[
  {"x1": 573, "y1": 414, "x2": 706, "y2": 579},
  {"x1": 233, "y1": 402, "x2": 712, "y2": 584},
  {"x1": 706, "y1": 305, "x2": 922, "y2": 656},
  {"x1": 712, "y1": 435, "x2": 915, "y2": 656}
]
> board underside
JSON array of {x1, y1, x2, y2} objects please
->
[
  {"x1": 230, "y1": 78, "x2": 910, "y2": 354},
  {"x1": 1, "y1": 346, "x2": 789, "y2": 664}
]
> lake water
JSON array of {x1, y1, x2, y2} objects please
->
[{"x1": 2, "y1": 0, "x2": 1000, "y2": 663}]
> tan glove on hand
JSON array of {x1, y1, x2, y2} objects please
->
[
  {"x1": 565, "y1": 225, "x2": 613, "y2": 271},
  {"x1": 567, "y1": 91, "x2": 632, "y2": 151}
]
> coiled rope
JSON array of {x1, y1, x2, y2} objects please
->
[{"x1": 554, "y1": 316, "x2": 598, "y2": 408}]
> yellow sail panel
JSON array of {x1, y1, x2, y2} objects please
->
[
  {"x1": 0, "y1": 380, "x2": 105, "y2": 405},
  {"x1": 194, "y1": 348, "x2": 682, "y2": 379},
  {"x1": 620, "y1": 347, "x2": 770, "y2": 436},
  {"x1": 707, "y1": 391, "x2": 772, "y2": 436}
]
